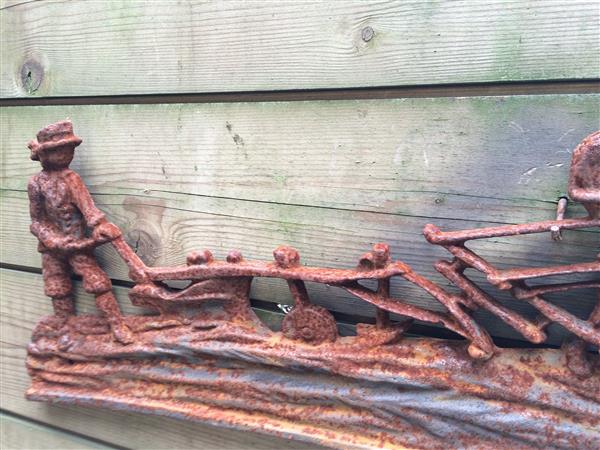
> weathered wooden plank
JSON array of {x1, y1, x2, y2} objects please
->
[
  {"x1": 2, "y1": 95, "x2": 599, "y2": 224},
  {"x1": 1, "y1": 1, "x2": 599, "y2": 97},
  {"x1": 0, "y1": 269, "x2": 324, "y2": 450},
  {"x1": 0, "y1": 413, "x2": 115, "y2": 450},
  {"x1": 1, "y1": 189, "x2": 597, "y2": 345}
]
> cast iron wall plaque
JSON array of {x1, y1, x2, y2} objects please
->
[{"x1": 25, "y1": 121, "x2": 599, "y2": 449}]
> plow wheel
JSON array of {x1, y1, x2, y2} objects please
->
[{"x1": 281, "y1": 304, "x2": 338, "y2": 344}]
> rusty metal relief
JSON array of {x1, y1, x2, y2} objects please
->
[{"x1": 25, "y1": 121, "x2": 599, "y2": 449}]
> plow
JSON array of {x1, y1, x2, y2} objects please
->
[{"x1": 103, "y1": 131, "x2": 599, "y2": 366}]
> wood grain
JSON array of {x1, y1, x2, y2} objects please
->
[
  {"x1": 2, "y1": 1, "x2": 599, "y2": 98},
  {"x1": 2, "y1": 95, "x2": 599, "y2": 224},
  {"x1": 0, "y1": 269, "x2": 323, "y2": 450},
  {"x1": 0, "y1": 413, "x2": 114, "y2": 450}
]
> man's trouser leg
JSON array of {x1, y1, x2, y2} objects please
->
[
  {"x1": 70, "y1": 252, "x2": 133, "y2": 344},
  {"x1": 42, "y1": 252, "x2": 75, "y2": 318}
]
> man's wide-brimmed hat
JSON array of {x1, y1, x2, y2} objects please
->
[{"x1": 28, "y1": 120, "x2": 82, "y2": 160}]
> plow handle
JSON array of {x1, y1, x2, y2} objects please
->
[{"x1": 110, "y1": 236, "x2": 149, "y2": 283}]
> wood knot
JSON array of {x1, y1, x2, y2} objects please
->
[
  {"x1": 361, "y1": 26, "x2": 375, "y2": 42},
  {"x1": 20, "y1": 58, "x2": 44, "y2": 95},
  {"x1": 125, "y1": 229, "x2": 160, "y2": 265}
]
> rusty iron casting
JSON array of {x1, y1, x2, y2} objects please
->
[
  {"x1": 26, "y1": 121, "x2": 134, "y2": 344},
  {"x1": 25, "y1": 122, "x2": 599, "y2": 449},
  {"x1": 423, "y1": 130, "x2": 600, "y2": 374}
]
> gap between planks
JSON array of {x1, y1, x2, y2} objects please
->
[{"x1": 0, "y1": 80, "x2": 598, "y2": 107}]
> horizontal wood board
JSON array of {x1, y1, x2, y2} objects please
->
[
  {"x1": 2, "y1": 0, "x2": 599, "y2": 98},
  {"x1": 0, "y1": 268, "x2": 324, "y2": 450},
  {"x1": 0, "y1": 413, "x2": 114, "y2": 450},
  {"x1": 2, "y1": 95, "x2": 599, "y2": 223},
  {"x1": 1, "y1": 95, "x2": 598, "y2": 345}
]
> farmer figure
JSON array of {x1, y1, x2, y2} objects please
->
[{"x1": 27, "y1": 120, "x2": 133, "y2": 344}]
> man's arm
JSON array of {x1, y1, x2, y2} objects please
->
[
  {"x1": 67, "y1": 171, "x2": 106, "y2": 227},
  {"x1": 67, "y1": 171, "x2": 121, "y2": 243},
  {"x1": 28, "y1": 176, "x2": 60, "y2": 248}
]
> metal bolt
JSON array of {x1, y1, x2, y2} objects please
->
[
  {"x1": 226, "y1": 250, "x2": 243, "y2": 263},
  {"x1": 187, "y1": 249, "x2": 213, "y2": 265},
  {"x1": 273, "y1": 246, "x2": 300, "y2": 268},
  {"x1": 551, "y1": 197, "x2": 569, "y2": 241}
]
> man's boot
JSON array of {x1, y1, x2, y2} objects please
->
[
  {"x1": 95, "y1": 291, "x2": 134, "y2": 344},
  {"x1": 33, "y1": 296, "x2": 74, "y2": 339}
]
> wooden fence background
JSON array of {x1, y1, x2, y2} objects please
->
[{"x1": 1, "y1": 1, "x2": 599, "y2": 448}]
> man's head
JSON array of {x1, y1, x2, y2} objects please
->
[
  {"x1": 568, "y1": 130, "x2": 600, "y2": 218},
  {"x1": 28, "y1": 120, "x2": 82, "y2": 170}
]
